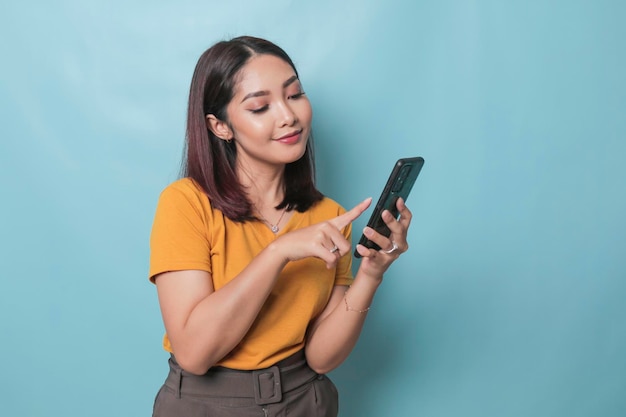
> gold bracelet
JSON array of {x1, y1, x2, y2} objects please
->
[{"x1": 344, "y1": 288, "x2": 371, "y2": 313}]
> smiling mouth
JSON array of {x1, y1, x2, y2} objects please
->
[
  {"x1": 275, "y1": 129, "x2": 303, "y2": 143},
  {"x1": 276, "y1": 129, "x2": 302, "y2": 140}
]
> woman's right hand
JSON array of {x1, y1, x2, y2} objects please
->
[{"x1": 272, "y1": 197, "x2": 372, "y2": 269}]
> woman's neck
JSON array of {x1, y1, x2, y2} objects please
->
[{"x1": 236, "y1": 159, "x2": 286, "y2": 209}]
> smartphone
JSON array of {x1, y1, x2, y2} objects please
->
[{"x1": 354, "y1": 157, "x2": 424, "y2": 258}]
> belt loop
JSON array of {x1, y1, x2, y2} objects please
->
[{"x1": 174, "y1": 367, "x2": 182, "y2": 399}]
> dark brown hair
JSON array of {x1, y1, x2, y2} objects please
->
[{"x1": 181, "y1": 36, "x2": 323, "y2": 222}]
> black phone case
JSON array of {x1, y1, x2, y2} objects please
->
[{"x1": 354, "y1": 157, "x2": 424, "y2": 258}]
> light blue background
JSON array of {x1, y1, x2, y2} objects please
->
[{"x1": 1, "y1": 1, "x2": 625, "y2": 416}]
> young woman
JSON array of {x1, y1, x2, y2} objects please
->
[{"x1": 149, "y1": 36, "x2": 412, "y2": 417}]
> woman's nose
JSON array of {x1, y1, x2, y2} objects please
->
[{"x1": 277, "y1": 102, "x2": 297, "y2": 127}]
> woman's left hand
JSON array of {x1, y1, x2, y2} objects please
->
[{"x1": 354, "y1": 197, "x2": 412, "y2": 280}]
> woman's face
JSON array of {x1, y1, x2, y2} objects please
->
[{"x1": 223, "y1": 54, "x2": 312, "y2": 170}]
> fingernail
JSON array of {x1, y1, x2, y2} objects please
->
[{"x1": 363, "y1": 227, "x2": 373, "y2": 236}]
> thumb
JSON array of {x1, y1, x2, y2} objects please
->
[{"x1": 330, "y1": 197, "x2": 372, "y2": 230}]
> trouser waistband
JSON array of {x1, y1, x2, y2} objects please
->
[{"x1": 164, "y1": 350, "x2": 318, "y2": 405}]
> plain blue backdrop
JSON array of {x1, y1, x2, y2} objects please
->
[{"x1": 1, "y1": 1, "x2": 625, "y2": 416}]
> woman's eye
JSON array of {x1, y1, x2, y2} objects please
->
[
  {"x1": 288, "y1": 92, "x2": 305, "y2": 100},
  {"x1": 250, "y1": 105, "x2": 269, "y2": 114}
]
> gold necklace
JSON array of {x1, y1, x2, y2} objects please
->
[{"x1": 258, "y1": 207, "x2": 288, "y2": 233}]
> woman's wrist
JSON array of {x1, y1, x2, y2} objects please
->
[
  {"x1": 264, "y1": 240, "x2": 291, "y2": 268},
  {"x1": 351, "y1": 275, "x2": 383, "y2": 303},
  {"x1": 355, "y1": 267, "x2": 385, "y2": 286}
]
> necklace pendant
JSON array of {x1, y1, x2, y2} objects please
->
[{"x1": 270, "y1": 225, "x2": 279, "y2": 233}]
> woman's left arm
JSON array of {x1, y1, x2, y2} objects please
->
[{"x1": 305, "y1": 198, "x2": 413, "y2": 374}]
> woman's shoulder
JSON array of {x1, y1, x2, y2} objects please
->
[
  {"x1": 310, "y1": 196, "x2": 347, "y2": 216},
  {"x1": 157, "y1": 177, "x2": 213, "y2": 210},
  {"x1": 304, "y1": 197, "x2": 352, "y2": 235},
  {"x1": 159, "y1": 177, "x2": 205, "y2": 199},
  {"x1": 160, "y1": 177, "x2": 202, "y2": 194}
]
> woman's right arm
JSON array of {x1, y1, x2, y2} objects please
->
[{"x1": 154, "y1": 243, "x2": 287, "y2": 375}]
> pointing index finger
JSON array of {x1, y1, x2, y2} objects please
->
[{"x1": 330, "y1": 197, "x2": 372, "y2": 230}]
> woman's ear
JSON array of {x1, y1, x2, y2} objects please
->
[{"x1": 206, "y1": 114, "x2": 233, "y2": 141}]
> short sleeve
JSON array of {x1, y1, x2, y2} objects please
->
[{"x1": 149, "y1": 183, "x2": 212, "y2": 282}]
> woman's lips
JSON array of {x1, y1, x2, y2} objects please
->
[{"x1": 275, "y1": 130, "x2": 302, "y2": 144}]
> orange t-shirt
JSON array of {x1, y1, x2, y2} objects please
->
[{"x1": 149, "y1": 178, "x2": 354, "y2": 369}]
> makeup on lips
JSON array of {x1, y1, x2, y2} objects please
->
[{"x1": 275, "y1": 130, "x2": 302, "y2": 144}]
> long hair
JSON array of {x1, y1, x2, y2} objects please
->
[{"x1": 181, "y1": 36, "x2": 323, "y2": 222}]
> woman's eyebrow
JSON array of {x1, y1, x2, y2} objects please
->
[
  {"x1": 240, "y1": 75, "x2": 300, "y2": 103},
  {"x1": 282, "y1": 75, "x2": 299, "y2": 88}
]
